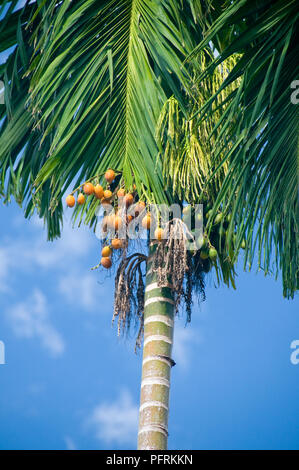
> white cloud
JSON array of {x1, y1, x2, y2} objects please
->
[
  {"x1": 88, "y1": 390, "x2": 138, "y2": 445},
  {"x1": 18, "y1": 220, "x2": 93, "y2": 270},
  {"x1": 0, "y1": 248, "x2": 10, "y2": 292},
  {"x1": 58, "y1": 272, "x2": 102, "y2": 310},
  {"x1": 65, "y1": 436, "x2": 77, "y2": 450},
  {"x1": 172, "y1": 324, "x2": 201, "y2": 370},
  {"x1": 0, "y1": 216, "x2": 99, "y2": 309},
  {"x1": 1, "y1": 212, "x2": 103, "y2": 355},
  {"x1": 0, "y1": 216, "x2": 93, "y2": 273},
  {"x1": 7, "y1": 289, "x2": 65, "y2": 357}
]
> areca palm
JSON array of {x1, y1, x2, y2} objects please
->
[
  {"x1": 0, "y1": 0, "x2": 297, "y2": 450},
  {"x1": 0, "y1": 0, "x2": 204, "y2": 450}
]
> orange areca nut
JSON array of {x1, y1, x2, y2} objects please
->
[
  {"x1": 142, "y1": 214, "x2": 151, "y2": 229},
  {"x1": 113, "y1": 215, "x2": 123, "y2": 231},
  {"x1": 94, "y1": 184, "x2": 104, "y2": 199},
  {"x1": 111, "y1": 238, "x2": 123, "y2": 249},
  {"x1": 102, "y1": 246, "x2": 112, "y2": 257},
  {"x1": 66, "y1": 195, "x2": 75, "y2": 208},
  {"x1": 124, "y1": 193, "x2": 134, "y2": 207},
  {"x1": 77, "y1": 193, "x2": 85, "y2": 205},
  {"x1": 117, "y1": 188, "x2": 126, "y2": 198},
  {"x1": 101, "y1": 257, "x2": 112, "y2": 269},
  {"x1": 83, "y1": 182, "x2": 94, "y2": 195},
  {"x1": 154, "y1": 227, "x2": 165, "y2": 241},
  {"x1": 134, "y1": 201, "x2": 146, "y2": 216},
  {"x1": 105, "y1": 169, "x2": 115, "y2": 183},
  {"x1": 104, "y1": 189, "x2": 113, "y2": 199}
]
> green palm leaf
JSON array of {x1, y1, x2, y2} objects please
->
[
  {"x1": 0, "y1": 1, "x2": 64, "y2": 239},
  {"x1": 0, "y1": 0, "x2": 203, "y2": 238},
  {"x1": 188, "y1": 0, "x2": 299, "y2": 297}
]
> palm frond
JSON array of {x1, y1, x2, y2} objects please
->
[
  {"x1": 0, "y1": 0, "x2": 203, "y2": 239},
  {"x1": 156, "y1": 52, "x2": 240, "y2": 203},
  {"x1": 189, "y1": 0, "x2": 299, "y2": 297},
  {"x1": 0, "y1": 1, "x2": 64, "y2": 239}
]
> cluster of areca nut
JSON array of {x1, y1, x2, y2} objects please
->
[
  {"x1": 66, "y1": 169, "x2": 166, "y2": 269},
  {"x1": 66, "y1": 168, "x2": 246, "y2": 272},
  {"x1": 182, "y1": 204, "x2": 246, "y2": 263}
]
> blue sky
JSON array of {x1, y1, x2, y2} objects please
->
[
  {"x1": 0, "y1": 201, "x2": 298, "y2": 450},
  {"x1": 0, "y1": 2, "x2": 298, "y2": 450}
]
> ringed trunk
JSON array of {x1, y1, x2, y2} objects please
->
[{"x1": 137, "y1": 242, "x2": 175, "y2": 450}]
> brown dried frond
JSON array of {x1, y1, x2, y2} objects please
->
[
  {"x1": 113, "y1": 252, "x2": 147, "y2": 350},
  {"x1": 151, "y1": 218, "x2": 194, "y2": 314}
]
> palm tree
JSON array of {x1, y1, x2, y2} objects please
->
[
  {"x1": 0, "y1": 0, "x2": 297, "y2": 450},
  {"x1": 0, "y1": 0, "x2": 205, "y2": 450}
]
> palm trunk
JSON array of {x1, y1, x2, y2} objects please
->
[{"x1": 137, "y1": 242, "x2": 175, "y2": 450}]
